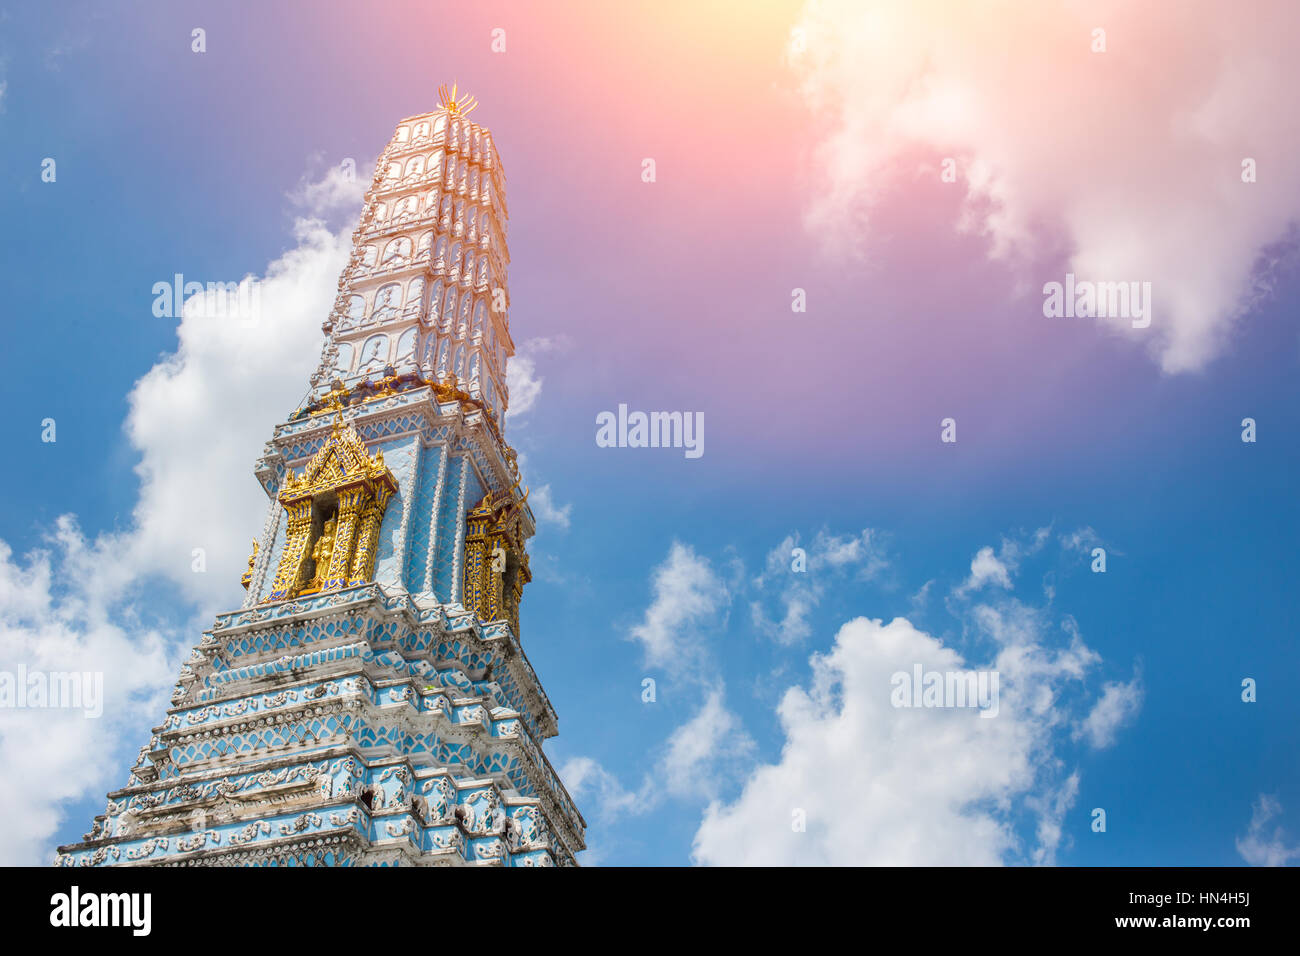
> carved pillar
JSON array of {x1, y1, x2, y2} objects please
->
[
  {"x1": 462, "y1": 496, "x2": 493, "y2": 618},
  {"x1": 507, "y1": 551, "x2": 529, "y2": 637},
  {"x1": 485, "y1": 535, "x2": 507, "y2": 621},
  {"x1": 461, "y1": 490, "x2": 531, "y2": 636},
  {"x1": 269, "y1": 499, "x2": 314, "y2": 600},
  {"x1": 325, "y1": 488, "x2": 370, "y2": 590},
  {"x1": 349, "y1": 485, "x2": 393, "y2": 586}
]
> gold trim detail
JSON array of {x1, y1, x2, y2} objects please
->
[
  {"x1": 295, "y1": 373, "x2": 518, "y2": 483},
  {"x1": 239, "y1": 540, "x2": 259, "y2": 590},
  {"x1": 265, "y1": 420, "x2": 399, "y2": 602},
  {"x1": 462, "y1": 486, "x2": 531, "y2": 637}
]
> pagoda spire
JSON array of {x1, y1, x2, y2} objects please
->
[{"x1": 57, "y1": 92, "x2": 585, "y2": 868}]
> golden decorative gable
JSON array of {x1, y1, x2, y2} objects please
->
[
  {"x1": 462, "y1": 485, "x2": 531, "y2": 636},
  {"x1": 267, "y1": 420, "x2": 399, "y2": 601}
]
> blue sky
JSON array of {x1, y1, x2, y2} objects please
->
[{"x1": 1, "y1": 0, "x2": 1298, "y2": 865}]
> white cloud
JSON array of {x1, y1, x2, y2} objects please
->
[
  {"x1": 1074, "y1": 675, "x2": 1143, "y2": 749},
  {"x1": 0, "y1": 521, "x2": 178, "y2": 865},
  {"x1": 511, "y1": 451, "x2": 572, "y2": 533},
  {"x1": 558, "y1": 755, "x2": 641, "y2": 822},
  {"x1": 600, "y1": 534, "x2": 1135, "y2": 865},
  {"x1": 1025, "y1": 771, "x2": 1080, "y2": 866},
  {"x1": 288, "y1": 157, "x2": 369, "y2": 217},
  {"x1": 754, "y1": 529, "x2": 888, "y2": 588},
  {"x1": 910, "y1": 579, "x2": 934, "y2": 611},
  {"x1": 504, "y1": 340, "x2": 553, "y2": 422},
  {"x1": 559, "y1": 687, "x2": 754, "y2": 833},
  {"x1": 1059, "y1": 527, "x2": 1103, "y2": 555},
  {"x1": 693, "y1": 605, "x2": 1124, "y2": 866},
  {"x1": 505, "y1": 353, "x2": 542, "y2": 419},
  {"x1": 751, "y1": 528, "x2": 889, "y2": 645},
  {"x1": 516, "y1": 335, "x2": 571, "y2": 356},
  {"x1": 750, "y1": 588, "x2": 820, "y2": 646},
  {"x1": 527, "y1": 484, "x2": 571, "y2": 530},
  {"x1": 660, "y1": 688, "x2": 755, "y2": 801},
  {"x1": 566, "y1": 544, "x2": 750, "y2": 839},
  {"x1": 126, "y1": 218, "x2": 352, "y2": 607},
  {"x1": 789, "y1": 0, "x2": 1300, "y2": 372},
  {"x1": 971, "y1": 604, "x2": 1100, "y2": 694},
  {"x1": 959, "y1": 546, "x2": 1014, "y2": 594},
  {"x1": 628, "y1": 542, "x2": 728, "y2": 674},
  {"x1": 953, "y1": 528, "x2": 1049, "y2": 598},
  {"x1": 504, "y1": 337, "x2": 572, "y2": 423},
  {"x1": 814, "y1": 528, "x2": 888, "y2": 576},
  {"x1": 1236, "y1": 795, "x2": 1300, "y2": 866}
]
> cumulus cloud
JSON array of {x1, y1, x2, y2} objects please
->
[
  {"x1": 789, "y1": 0, "x2": 1300, "y2": 371},
  {"x1": 0, "y1": 522, "x2": 178, "y2": 864},
  {"x1": 127, "y1": 219, "x2": 352, "y2": 606},
  {"x1": 628, "y1": 542, "x2": 729, "y2": 674},
  {"x1": 589, "y1": 531, "x2": 1136, "y2": 865},
  {"x1": 693, "y1": 601, "x2": 1126, "y2": 866},
  {"x1": 0, "y1": 168, "x2": 355, "y2": 863},
  {"x1": 1236, "y1": 795, "x2": 1300, "y2": 866}
]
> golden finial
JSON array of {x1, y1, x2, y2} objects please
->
[{"x1": 437, "y1": 82, "x2": 478, "y2": 118}]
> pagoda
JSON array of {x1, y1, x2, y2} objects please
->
[{"x1": 57, "y1": 86, "x2": 585, "y2": 867}]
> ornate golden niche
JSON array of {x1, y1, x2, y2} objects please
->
[
  {"x1": 266, "y1": 420, "x2": 398, "y2": 602},
  {"x1": 462, "y1": 487, "x2": 531, "y2": 636}
]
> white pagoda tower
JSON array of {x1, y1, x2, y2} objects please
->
[{"x1": 57, "y1": 86, "x2": 586, "y2": 867}]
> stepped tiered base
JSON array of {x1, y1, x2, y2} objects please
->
[{"x1": 56, "y1": 583, "x2": 584, "y2": 867}]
